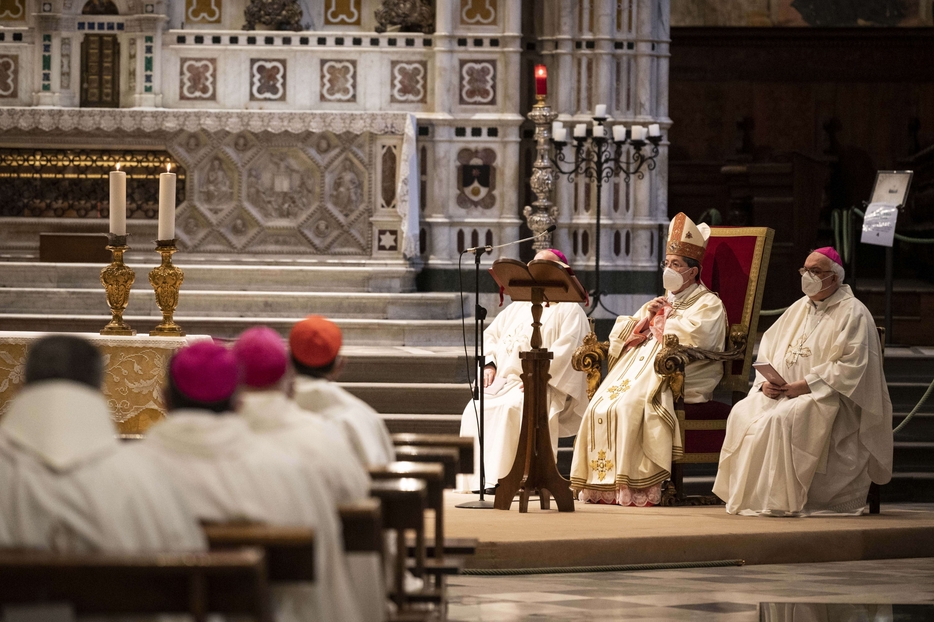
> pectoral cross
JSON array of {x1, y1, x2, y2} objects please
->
[
  {"x1": 784, "y1": 337, "x2": 812, "y2": 367},
  {"x1": 589, "y1": 450, "x2": 614, "y2": 481}
]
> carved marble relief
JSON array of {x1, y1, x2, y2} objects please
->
[
  {"x1": 459, "y1": 60, "x2": 495, "y2": 105},
  {"x1": 460, "y1": 0, "x2": 496, "y2": 25},
  {"x1": 60, "y1": 39, "x2": 71, "y2": 89},
  {"x1": 0, "y1": 55, "x2": 17, "y2": 98},
  {"x1": 128, "y1": 38, "x2": 136, "y2": 90},
  {"x1": 324, "y1": 0, "x2": 360, "y2": 25},
  {"x1": 180, "y1": 58, "x2": 216, "y2": 100},
  {"x1": 320, "y1": 59, "x2": 355, "y2": 102},
  {"x1": 0, "y1": 0, "x2": 25, "y2": 20},
  {"x1": 390, "y1": 60, "x2": 426, "y2": 104},
  {"x1": 246, "y1": 149, "x2": 318, "y2": 221},
  {"x1": 200, "y1": 156, "x2": 234, "y2": 211},
  {"x1": 186, "y1": 0, "x2": 221, "y2": 23},
  {"x1": 456, "y1": 147, "x2": 496, "y2": 209},
  {"x1": 250, "y1": 59, "x2": 286, "y2": 101}
]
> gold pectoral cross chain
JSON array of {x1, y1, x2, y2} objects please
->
[{"x1": 784, "y1": 312, "x2": 824, "y2": 367}]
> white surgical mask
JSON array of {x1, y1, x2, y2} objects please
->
[
  {"x1": 801, "y1": 271, "x2": 833, "y2": 297},
  {"x1": 663, "y1": 267, "x2": 689, "y2": 292}
]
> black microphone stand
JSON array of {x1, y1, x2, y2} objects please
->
[{"x1": 456, "y1": 244, "x2": 495, "y2": 509}]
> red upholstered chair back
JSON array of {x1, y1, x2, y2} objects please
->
[{"x1": 699, "y1": 227, "x2": 774, "y2": 395}]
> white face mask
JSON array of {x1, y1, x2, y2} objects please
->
[
  {"x1": 801, "y1": 271, "x2": 833, "y2": 297},
  {"x1": 663, "y1": 267, "x2": 690, "y2": 292}
]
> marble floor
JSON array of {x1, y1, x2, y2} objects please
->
[{"x1": 447, "y1": 556, "x2": 934, "y2": 621}]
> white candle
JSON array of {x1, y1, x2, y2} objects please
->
[
  {"x1": 632, "y1": 125, "x2": 646, "y2": 140},
  {"x1": 109, "y1": 167, "x2": 126, "y2": 236},
  {"x1": 573, "y1": 123, "x2": 588, "y2": 138},
  {"x1": 612, "y1": 125, "x2": 627, "y2": 142},
  {"x1": 554, "y1": 127, "x2": 568, "y2": 142},
  {"x1": 158, "y1": 166, "x2": 176, "y2": 241},
  {"x1": 648, "y1": 123, "x2": 660, "y2": 137},
  {"x1": 594, "y1": 123, "x2": 606, "y2": 138},
  {"x1": 594, "y1": 104, "x2": 607, "y2": 118},
  {"x1": 552, "y1": 121, "x2": 563, "y2": 136}
]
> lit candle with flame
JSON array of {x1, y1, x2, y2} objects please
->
[
  {"x1": 158, "y1": 163, "x2": 176, "y2": 241},
  {"x1": 109, "y1": 162, "x2": 126, "y2": 236},
  {"x1": 534, "y1": 64, "x2": 547, "y2": 97}
]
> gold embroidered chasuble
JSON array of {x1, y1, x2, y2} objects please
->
[{"x1": 571, "y1": 283, "x2": 727, "y2": 493}]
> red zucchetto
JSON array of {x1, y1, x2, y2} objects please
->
[{"x1": 289, "y1": 315, "x2": 343, "y2": 368}]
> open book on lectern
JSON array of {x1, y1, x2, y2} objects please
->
[{"x1": 488, "y1": 258, "x2": 588, "y2": 304}]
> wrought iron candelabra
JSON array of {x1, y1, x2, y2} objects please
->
[{"x1": 549, "y1": 116, "x2": 663, "y2": 315}]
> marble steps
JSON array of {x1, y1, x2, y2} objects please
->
[
  {"x1": 0, "y1": 314, "x2": 475, "y2": 345},
  {"x1": 339, "y1": 382, "x2": 472, "y2": 415},
  {"x1": 0, "y1": 261, "x2": 416, "y2": 293}
]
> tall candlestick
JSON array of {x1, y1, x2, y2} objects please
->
[
  {"x1": 594, "y1": 104, "x2": 607, "y2": 118},
  {"x1": 109, "y1": 166, "x2": 126, "y2": 236},
  {"x1": 648, "y1": 123, "x2": 660, "y2": 137},
  {"x1": 158, "y1": 165, "x2": 176, "y2": 241},
  {"x1": 534, "y1": 64, "x2": 547, "y2": 96}
]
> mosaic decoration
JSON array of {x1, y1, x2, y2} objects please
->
[
  {"x1": 456, "y1": 147, "x2": 496, "y2": 209},
  {"x1": 460, "y1": 0, "x2": 496, "y2": 24},
  {"x1": 186, "y1": 0, "x2": 221, "y2": 23},
  {"x1": 377, "y1": 229, "x2": 398, "y2": 251},
  {"x1": 0, "y1": 55, "x2": 17, "y2": 98},
  {"x1": 41, "y1": 34, "x2": 51, "y2": 92},
  {"x1": 459, "y1": 59, "x2": 496, "y2": 105},
  {"x1": 320, "y1": 59, "x2": 355, "y2": 102},
  {"x1": 60, "y1": 38, "x2": 71, "y2": 89},
  {"x1": 143, "y1": 35, "x2": 153, "y2": 93},
  {"x1": 324, "y1": 0, "x2": 360, "y2": 25},
  {"x1": 127, "y1": 37, "x2": 136, "y2": 90},
  {"x1": 250, "y1": 58, "x2": 286, "y2": 101},
  {"x1": 180, "y1": 57, "x2": 216, "y2": 100},
  {"x1": 0, "y1": 0, "x2": 25, "y2": 20},
  {"x1": 390, "y1": 60, "x2": 427, "y2": 104}
]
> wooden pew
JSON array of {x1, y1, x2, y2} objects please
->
[
  {"x1": 392, "y1": 445, "x2": 458, "y2": 489},
  {"x1": 0, "y1": 548, "x2": 272, "y2": 622},
  {"x1": 202, "y1": 523, "x2": 315, "y2": 582},
  {"x1": 339, "y1": 498, "x2": 383, "y2": 554},
  {"x1": 368, "y1": 478, "x2": 428, "y2": 610},
  {"x1": 391, "y1": 433, "x2": 474, "y2": 476}
]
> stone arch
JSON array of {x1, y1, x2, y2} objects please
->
[{"x1": 81, "y1": 0, "x2": 119, "y2": 14}]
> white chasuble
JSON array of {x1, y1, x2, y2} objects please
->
[
  {"x1": 570, "y1": 283, "x2": 727, "y2": 503},
  {"x1": 138, "y1": 410, "x2": 365, "y2": 622},
  {"x1": 458, "y1": 301, "x2": 590, "y2": 492},
  {"x1": 293, "y1": 376, "x2": 395, "y2": 468},
  {"x1": 713, "y1": 285, "x2": 893, "y2": 516},
  {"x1": 0, "y1": 380, "x2": 205, "y2": 553}
]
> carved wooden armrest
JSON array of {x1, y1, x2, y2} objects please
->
[
  {"x1": 653, "y1": 324, "x2": 748, "y2": 402},
  {"x1": 572, "y1": 318, "x2": 609, "y2": 400}
]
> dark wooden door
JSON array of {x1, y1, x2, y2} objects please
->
[{"x1": 81, "y1": 35, "x2": 119, "y2": 107}]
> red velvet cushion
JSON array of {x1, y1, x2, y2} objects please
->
[
  {"x1": 683, "y1": 401, "x2": 731, "y2": 455},
  {"x1": 700, "y1": 231, "x2": 760, "y2": 376},
  {"x1": 684, "y1": 401, "x2": 731, "y2": 420}
]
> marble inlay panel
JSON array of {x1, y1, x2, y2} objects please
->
[
  {"x1": 459, "y1": 60, "x2": 496, "y2": 105},
  {"x1": 460, "y1": 0, "x2": 496, "y2": 25},
  {"x1": 377, "y1": 228, "x2": 398, "y2": 251},
  {"x1": 0, "y1": 55, "x2": 17, "y2": 99},
  {"x1": 456, "y1": 147, "x2": 496, "y2": 209},
  {"x1": 250, "y1": 58, "x2": 286, "y2": 101},
  {"x1": 180, "y1": 57, "x2": 216, "y2": 100},
  {"x1": 60, "y1": 38, "x2": 71, "y2": 89},
  {"x1": 186, "y1": 0, "x2": 221, "y2": 24},
  {"x1": 390, "y1": 60, "x2": 427, "y2": 104},
  {"x1": 324, "y1": 0, "x2": 360, "y2": 25},
  {"x1": 321, "y1": 59, "x2": 356, "y2": 102},
  {"x1": 0, "y1": 0, "x2": 25, "y2": 20}
]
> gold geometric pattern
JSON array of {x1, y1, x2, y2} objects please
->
[
  {"x1": 589, "y1": 450, "x2": 614, "y2": 481},
  {"x1": 608, "y1": 379, "x2": 631, "y2": 399}
]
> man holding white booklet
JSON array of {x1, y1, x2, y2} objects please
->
[{"x1": 713, "y1": 247, "x2": 893, "y2": 516}]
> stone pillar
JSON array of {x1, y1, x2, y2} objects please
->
[
  {"x1": 33, "y1": 13, "x2": 60, "y2": 106},
  {"x1": 131, "y1": 14, "x2": 165, "y2": 107},
  {"x1": 433, "y1": 0, "x2": 456, "y2": 115}
]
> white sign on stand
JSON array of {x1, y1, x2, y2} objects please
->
[{"x1": 861, "y1": 202, "x2": 899, "y2": 247}]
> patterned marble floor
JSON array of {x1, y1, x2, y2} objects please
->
[{"x1": 447, "y1": 556, "x2": 934, "y2": 621}]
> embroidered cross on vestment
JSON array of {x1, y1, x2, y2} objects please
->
[
  {"x1": 784, "y1": 337, "x2": 812, "y2": 367},
  {"x1": 608, "y1": 379, "x2": 631, "y2": 399},
  {"x1": 590, "y1": 450, "x2": 614, "y2": 481}
]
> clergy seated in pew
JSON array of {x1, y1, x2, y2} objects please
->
[
  {"x1": 457, "y1": 248, "x2": 590, "y2": 494},
  {"x1": 135, "y1": 341, "x2": 365, "y2": 622},
  {"x1": 289, "y1": 314, "x2": 396, "y2": 467},
  {"x1": 713, "y1": 248, "x2": 894, "y2": 516},
  {"x1": 233, "y1": 326, "x2": 385, "y2": 620},
  {"x1": 571, "y1": 213, "x2": 728, "y2": 506},
  {"x1": 0, "y1": 547, "x2": 272, "y2": 622},
  {"x1": 0, "y1": 335, "x2": 205, "y2": 553}
]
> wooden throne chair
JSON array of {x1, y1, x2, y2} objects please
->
[{"x1": 572, "y1": 226, "x2": 774, "y2": 504}]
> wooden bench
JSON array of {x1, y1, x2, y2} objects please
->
[
  {"x1": 202, "y1": 523, "x2": 315, "y2": 582},
  {"x1": 339, "y1": 498, "x2": 383, "y2": 554},
  {"x1": 39, "y1": 233, "x2": 111, "y2": 263},
  {"x1": 368, "y1": 478, "x2": 429, "y2": 609},
  {"x1": 392, "y1": 445, "x2": 459, "y2": 489},
  {"x1": 0, "y1": 547, "x2": 272, "y2": 622},
  {"x1": 391, "y1": 433, "x2": 474, "y2": 476}
]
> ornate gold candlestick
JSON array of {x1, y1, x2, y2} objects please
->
[
  {"x1": 149, "y1": 239, "x2": 185, "y2": 337},
  {"x1": 100, "y1": 234, "x2": 136, "y2": 336}
]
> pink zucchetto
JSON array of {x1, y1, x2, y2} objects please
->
[
  {"x1": 814, "y1": 246, "x2": 843, "y2": 267},
  {"x1": 547, "y1": 249, "x2": 569, "y2": 265},
  {"x1": 170, "y1": 340, "x2": 239, "y2": 403},
  {"x1": 233, "y1": 326, "x2": 288, "y2": 389}
]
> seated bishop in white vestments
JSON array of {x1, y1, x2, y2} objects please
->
[
  {"x1": 713, "y1": 247, "x2": 893, "y2": 516},
  {"x1": 571, "y1": 213, "x2": 728, "y2": 506},
  {"x1": 138, "y1": 341, "x2": 364, "y2": 622},
  {"x1": 233, "y1": 326, "x2": 385, "y2": 622},
  {"x1": 0, "y1": 335, "x2": 205, "y2": 553},
  {"x1": 289, "y1": 315, "x2": 395, "y2": 468},
  {"x1": 458, "y1": 249, "x2": 590, "y2": 493}
]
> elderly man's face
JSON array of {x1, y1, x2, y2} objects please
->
[{"x1": 803, "y1": 252, "x2": 836, "y2": 281}]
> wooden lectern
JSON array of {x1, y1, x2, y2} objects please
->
[{"x1": 488, "y1": 258, "x2": 588, "y2": 513}]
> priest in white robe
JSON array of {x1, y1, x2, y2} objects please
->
[
  {"x1": 713, "y1": 247, "x2": 893, "y2": 516},
  {"x1": 0, "y1": 335, "x2": 204, "y2": 553},
  {"x1": 138, "y1": 341, "x2": 364, "y2": 622},
  {"x1": 571, "y1": 213, "x2": 728, "y2": 506},
  {"x1": 458, "y1": 249, "x2": 590, "y2": 493},
  {"x1": 233, "y1": 326, "x2": 385, "y2": 622},
  {"x1": 289, "y1": 315, "x2": 395, "y2": 468}
]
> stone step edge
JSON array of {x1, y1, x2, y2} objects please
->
[
  {"x1": 0, "y1": 314, "x2": 472, "y2": 326},
  {"x1": 0, "y1": 287, "x2": 460, "y2": 301}
]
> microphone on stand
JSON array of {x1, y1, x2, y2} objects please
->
[{"x1": 463, "y1": 225, "x2": 558, "y2": 254}]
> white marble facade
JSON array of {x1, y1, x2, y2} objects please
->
[{"x1": 0, "y1": 0, "x2": 670, "y2": 305}]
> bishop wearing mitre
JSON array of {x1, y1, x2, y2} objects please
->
[
  {"x1": 713, "y1": 247, "x2": 893, "y2": 516},
  {"x1": 570, "y1": 213, "x2": 727, "y2": 506}
]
